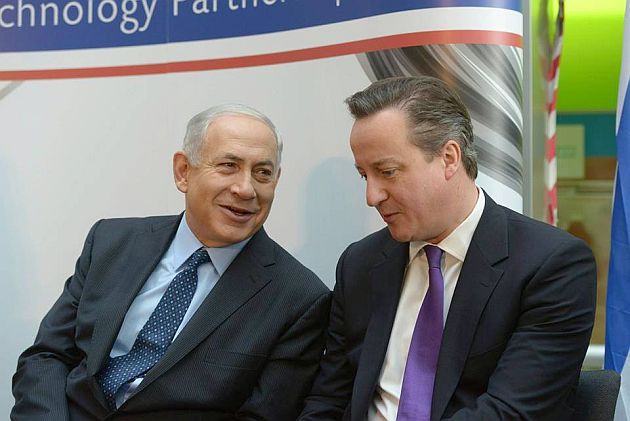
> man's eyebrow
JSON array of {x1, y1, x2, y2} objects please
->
[
  {"x1": 354, "y1": 158, "x2": 400, "y2": 170},
  {"x1": 218, "y1": 153, "x2": 244, "y2": 162},
  {"x1": 220, "y1": 154, "x2": 275, "y2": 168},
  {"x1": 255, "y1": 160, "x2": 276, "y2": 168},
  {"x1": 372, "y1": 158, "x2": 400, "y2": 167}
]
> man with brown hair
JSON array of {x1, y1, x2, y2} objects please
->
[{"x1": 301, "y1": 76, "x2": 596, "y2": 420}]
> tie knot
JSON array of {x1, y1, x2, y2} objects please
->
[
  {"x1": 424, "y1": 245, "x2": 443, "y2": 269},
  {"x1": 185, "y1": 247, "x2": 211, "y2": 270}
]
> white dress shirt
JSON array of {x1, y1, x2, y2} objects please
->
[
  {"x1": 368, "y1": 189, "x2": 485, "y2": 420},
  {"x1": 110, "y1": 215, "x2": 249, "y2": 407}
]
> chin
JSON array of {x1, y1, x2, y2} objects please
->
[
  {"x1": 229, "y1": 227, "x2": 260, "y2": 243},
  {"x1": 387, "y1": 226, "x2": 412, "y2": 243}
]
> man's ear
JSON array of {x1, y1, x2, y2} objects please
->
[
  {"x1": 275, "y1": 167, "x2": 282, "y2": 183},
  {"x1": 173, "y1": 151, "x2": 191, "y2": 193},
  {"x1": 442, "y1": 140, "x2": 462, "y2": 180}
]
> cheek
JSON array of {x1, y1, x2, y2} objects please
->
[
  {"x1": 199, "y1": 180, "x2": 228, "y2": 199},
  {"x1": 257, "y1": 186, "x2": 276, "y2": 205},
  {"x1": 403, "y1": 194, "x2": 431, "y2": 221},
  {"x1": 392, "y1": 187, "x2": 414, "y2": 209}
]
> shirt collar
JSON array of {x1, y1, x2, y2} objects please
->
[
  {"x1": 173, "y1": 214, "x2": 251, "y2": 276},
  {"x1": 409, "y1": 187, "x2": 485, "y2": 262}
]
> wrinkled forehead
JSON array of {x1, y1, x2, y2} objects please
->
[
  {"x1": 206, "y1": 114, "x2": 278, "y2": 153},
  {"x1": 202, "y1": 116, "x2": 278, "y2": 161}
]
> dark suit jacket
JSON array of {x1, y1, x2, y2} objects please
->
[
  {"x1": 12, "y1": 215, "x2": 331, "y2": 421},
  {"x1": 300, "y1": 194, "x2": 596, "y2": 420}
]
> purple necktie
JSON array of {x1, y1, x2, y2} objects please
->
[{"x1": 397, "y1": 245, "x2": 444, "y2": 421}]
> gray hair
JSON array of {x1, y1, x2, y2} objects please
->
[
  {"x1": 345, "y1": 76, "x2": 477, "y2": 179},
  {"x1": 182, "y1": 104, "x2": 283, "y2": 168}
]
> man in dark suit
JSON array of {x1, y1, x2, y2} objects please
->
[
  {"x1": 12, "y1": 104, "x2": 330, "y2": 420},
  {"x1": 300, "y1": 77, "x2": 596, "y2": 420}
]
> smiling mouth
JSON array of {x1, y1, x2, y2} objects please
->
[
  {"x1": 222, "y1": 205, "x2": 256, "y2": 217},
  {"x1": 380, "y1": 212, "x2": 398, "y2": 222}
]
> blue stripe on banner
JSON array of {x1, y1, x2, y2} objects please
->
[
  {"x1": 605, "y1": 83, "x2": 630, "y2": 373},
  {"x1": 0, "y1": 0, "x2": 521, "y2": 53}
]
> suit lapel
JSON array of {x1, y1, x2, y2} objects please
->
[
  {"x1": 352, "y1": 237, "x2": 408, "y2": 421},
  {"x1": 87, "y1": 216, "x2": 181, "y2": 376},
  {"x1": 432, "y1": 195, "x2": 508, "y2": 420},
  {"x1": 133, "y1": 228, "x2": 275, "y2": 395}
]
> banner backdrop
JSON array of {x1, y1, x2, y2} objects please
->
[{"x1": 0, "y1": 0, "x2": 522, "y2": 414}]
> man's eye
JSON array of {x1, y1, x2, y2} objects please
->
[
  {"x1": 381, "y1": 169, "x2": 397, "y2": 177},
  {"x1": 255, "y1": 167, "x2": 273, "y2": 176},
  {"x1": 216, "y1": 162, "x2": 238, "y2": 173},
  {"x1": 254, "y1": 168, "x2": 274, "y2": 181},
  {"x1": 218, "y1": 162, "x2": 238, "y2": 170}
]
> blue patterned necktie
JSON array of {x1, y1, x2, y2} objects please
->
[
  {"x1": 397, "y1": 245, "x2": 444, "y2": 421},
  {"x1": 96, "y1": 247, "x2": 210, "y2": 409}
]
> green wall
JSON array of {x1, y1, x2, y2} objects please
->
[{"x1": 558, "y1": 0, "x2": 625, "y2": 112}]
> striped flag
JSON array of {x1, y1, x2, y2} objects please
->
[
  {"x1": 544, "y1": 0, "x2": 564, "y2": 226},
  {"x1": 605, "y1": 1, "x2": 630, "y2": 420}
]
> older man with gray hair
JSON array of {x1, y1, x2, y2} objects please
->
[{"x1": 12, "y1": 104, "x2": 330, "y2": 420}]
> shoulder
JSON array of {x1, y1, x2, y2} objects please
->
[
  {"x1": 93, "y1": 214, "x2": 179, "y2": 231},
  {"x1": 479, "y1": 193, "x2": 586, "y2": 248},
  {"x1": 499, "y1": 204, "x2": 587, "y2": 249},
  {"x1": 89, "y1": 214, "x2": 179, "y2": 237},
  {"x1": 83, "y1": 215, "x2": 180, "y2": 252},
  {"x1": 484, "y1": 201, "x2": 594, "y2": 269}
]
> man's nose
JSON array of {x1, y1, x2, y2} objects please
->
[
  {"x1": 231, "y1": 172, "x2": 256, "y2": 199},
  {"x1": 366, "y1": 179, "x2": 387, "y2": 207}
]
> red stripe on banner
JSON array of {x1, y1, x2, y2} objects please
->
[
  {"x1": 546, "y1": 184, "x2": 557, "y2": 216},
  {"x1": 547, "y1": 90, "x2": 558, "y2": 113},
  {"x1": 548, "y1": 184, "x2": 558, "y2": 208},
  {"x1": 543, "y1": 0, "x2": 563, "y2": 227},
  {"x1": 546, "y1": 134, "x2": 557, "y2": 161},
  {"x1": 546, "y1": 55, "x2": 561, "y2": 81},
  {"x1": 547, "y1": 184, "x2": 558, "y2": 203},
  {"x1": 0, "y1": 30, "x2": 522, "y2": 80}
]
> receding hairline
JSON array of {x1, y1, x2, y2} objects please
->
[
  {"x1": 204, "y1": 111, "x2": 279, "y2": 141},
  {"x1": 200, "y1": 113, "x2": 280, "y2": 154},
  {"x1": 183, "y1": 104, "x2": 283, "y2": 168}
]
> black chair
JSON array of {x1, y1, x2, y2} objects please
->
[{"x1": 573, "y1": 369, "x2": 621, "y2": 421}]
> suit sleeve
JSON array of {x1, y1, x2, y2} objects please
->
[
  {"x1": 11, "y1": 221, "x2": 100, "y2": 421},
  {"x1": 299, "y1": 246, "x2": 357, "y2": 420},
  {"x1": 445, "y1": 237, "x2": 596, "y2": 421},
  {"x1": 235, "y1": 289, "x2": 332, "y2": 421}
]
